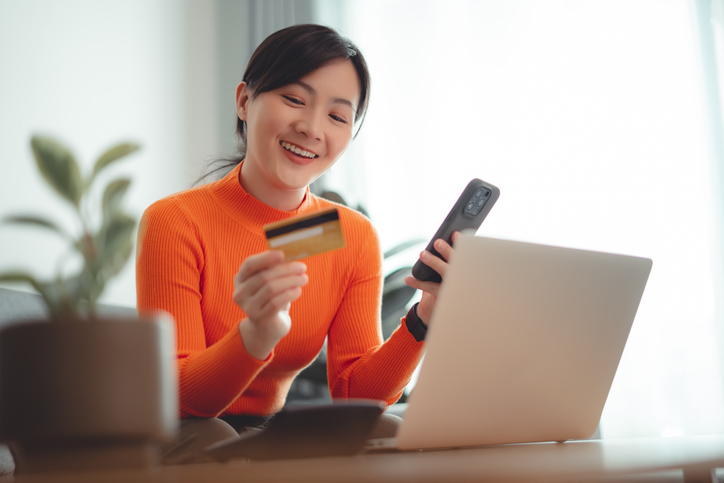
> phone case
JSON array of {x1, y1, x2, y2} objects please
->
[{"x1": 411, "y1": 179, "x2": 500, "y2": 283}]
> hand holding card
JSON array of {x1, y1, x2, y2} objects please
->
[
  {"x1": 233, "y1": 249, "x2": 306, "y2": 360},
  {"x1": 264, "y1": 208, "x2": 346, "y2": 261}
]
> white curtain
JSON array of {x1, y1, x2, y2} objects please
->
[
  {"x1": 245, "y1": 0, "x2": 316, "y2": 54},
  {"x1": 319, "y1": 0, "x2": 724, "y2": 438}
]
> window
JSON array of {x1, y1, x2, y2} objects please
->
[{"x1": 325, "y1": 0, "x2": 724, "y2": 438}]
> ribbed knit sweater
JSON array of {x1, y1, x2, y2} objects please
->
[{"x1": 136, "y1": 163, "x2": 424, "y2": 418}]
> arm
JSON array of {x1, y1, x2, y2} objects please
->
[
  {"x1": 326, "y1": 229, "x2": 458, "y2": 406},
  {"x1": 325, "y1": 223, "x2": 425, "y2": 406},
  {"x1": 136, "y1": 200, "x2": 268, "y2": 418}
]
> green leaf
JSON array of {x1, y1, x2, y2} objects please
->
[
  {"x1": 30, "y1": 135, "x2": 83, "y2": 207},
  {"x1": 85, "y1": 270, "x2": 105, "y2": 309},
  {"x1": 101, "y1": 178, "x2": 132, "y2": 222},
  {"x1": 0, "y1": 271, "x2": 55, "y2": 310},
  {"x1": 3, "y1": 214, "x2": 71, "y2": 239},
  {"x1": 85, "y1": 213, "x2": 135, "y2": 308},
  {"x1": 106, "y1": 214, "x2": 136, "y2": 256},
  {"x1": 72, "y1": 232, "x2": 96, "y2": 266},
  {"x1": 90, "y1": 142, "x2": 140, "y2": 184},
  {"x1": 0, "y1": 271, "x2": 88, "y2": 319},
  {"x1": 97, "y1": 213, "x2": 136, "y2": 265},
  {"x1": 36, "y1": 274, "x2": 82, "y2": 320},
  {"x1": 82, "y1": 237, "x2": 133, "y2": 311},
  {"x1": 105, "y1": 236, "x2": 133, "y2": 278},
  {"x1": 59, "y1": 271, "x2": 92, "y2": 317},
  {"x1": 0, "y1": 271, "x2": 41, "y2": 288}
]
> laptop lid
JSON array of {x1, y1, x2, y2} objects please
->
[{"x1": 396, "y1": 235, "x2": 652, "y2": 450}]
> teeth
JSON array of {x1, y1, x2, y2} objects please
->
[{"x1": 281, "y1": 141, "x2": 317, "y2": 159}]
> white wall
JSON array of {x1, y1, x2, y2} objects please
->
[{"x1": 0, "y1": 0, "x2": 236, "y2": 307}]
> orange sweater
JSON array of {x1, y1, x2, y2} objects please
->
[{"x1": 136, "y1": 163, "x2": 424, "y2": 418}]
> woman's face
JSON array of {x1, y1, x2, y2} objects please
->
[{"x1": 237, "y1": 59, "x2": 360, "y2": 197}]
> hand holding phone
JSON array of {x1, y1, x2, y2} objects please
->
[{"x1": 411, "y1": 179, "x2": 499, "y2": 283}]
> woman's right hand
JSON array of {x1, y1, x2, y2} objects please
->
[{"x1": 234, "y1": 250, "x2": 308, "y2": 360}]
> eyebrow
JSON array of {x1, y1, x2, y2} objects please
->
[{"x1": 294, "y1": 80, "x2": 357, "y2": 112}]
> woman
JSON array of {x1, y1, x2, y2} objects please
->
[{"x1": 136, "y1": 24, "x2": 456, "y2": 462}]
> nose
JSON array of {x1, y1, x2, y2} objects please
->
[{"x1": 295, "y1": 110, "x2": 324, "y2": 141}]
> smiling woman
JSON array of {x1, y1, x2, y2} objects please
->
[
  {"x1": 237, "y1": 59, "x2": 360, "y2": 211},
  {"x1": 133, "y1": 24, "x2": 452, "y2": 465}
]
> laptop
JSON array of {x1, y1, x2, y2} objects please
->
[{"x1": 368, "y1": 234, "x2": 652, "y2": 451}]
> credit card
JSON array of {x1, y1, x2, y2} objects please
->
[{"x1": 263, "y1": 208, "x2": 345, "y2": 261}]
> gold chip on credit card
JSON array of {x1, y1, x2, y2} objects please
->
[{"x1": 263, "y1": 208, "x2": 345, "y2": 261}]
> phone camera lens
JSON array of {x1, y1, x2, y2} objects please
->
[
  {"x1": 476, "y1": 199, "x2": 485, "y2": 207},
  {"x1": 466, "y1": 201, "x2": 475, "y2": 211},
  {"x1": 474, "y1": 188, "x2": 484, "y2": 198}
]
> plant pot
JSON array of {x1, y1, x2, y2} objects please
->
[{"x1": 0, "y1": 315, "x2": 178, "y2": 474}]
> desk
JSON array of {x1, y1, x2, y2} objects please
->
[{"x1": 4, "y1": 435, "x2": 724, "y2": 483}]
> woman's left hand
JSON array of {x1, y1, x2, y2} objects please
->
[{"x1": 404, "y1": 231, "x2": 460, "y2": 325}]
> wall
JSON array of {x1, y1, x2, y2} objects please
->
[{"x1": 0, "y1": 0, "x2": 249, "y2": 308}]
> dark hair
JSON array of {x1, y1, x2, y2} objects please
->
[
  {"x1": 241, "y1": 24, "x2": 370, "y2": 145},
  {"x1": 199, "y1": 24, "x2": 370, "y2": 183}
]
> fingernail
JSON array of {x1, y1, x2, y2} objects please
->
[{"x1": 420, "y1": 251, "x2": 427, "y2": 259}]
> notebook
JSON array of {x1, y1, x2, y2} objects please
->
[{"x1": 368, "y1": 234, "x2": 652, "y2": 451}]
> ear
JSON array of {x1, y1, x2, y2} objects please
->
[{"x1": 236, "y1": 82, "x2": 251, "y2": 121}]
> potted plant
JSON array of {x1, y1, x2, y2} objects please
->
[{"x1": 0, "y1": 135, "x2": 178, "y2": 474}]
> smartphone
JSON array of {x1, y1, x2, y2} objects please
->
[{"x1": 411, "y1": 179, "x2": 500, "y2": 283}]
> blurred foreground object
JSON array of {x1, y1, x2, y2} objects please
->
[{"x1": 0, "y1": 136, "x2": 178, "y2": 475}]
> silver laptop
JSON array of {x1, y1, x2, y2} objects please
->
[{"x1": 369, "y1": 234, "x2": 652, "y2": 451}]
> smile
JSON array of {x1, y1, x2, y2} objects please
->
[{"x1": 280, "y1": 141, "x2": 318, "y2": 159}]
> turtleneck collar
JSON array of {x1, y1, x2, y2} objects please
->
[{"x1": 207, "y1": 161, "x2": 315, "y2": 233}]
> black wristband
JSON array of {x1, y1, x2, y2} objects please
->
[{"x1": 405, "y1": 303, "x2": 427, "y2": 342}]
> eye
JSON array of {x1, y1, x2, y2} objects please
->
[
  {"x1": 329, "y1": 114, "x2": 348, "y2": 124},
  {"x1": 282, "y1": 95, "x2": 304, "y2": 105}
]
